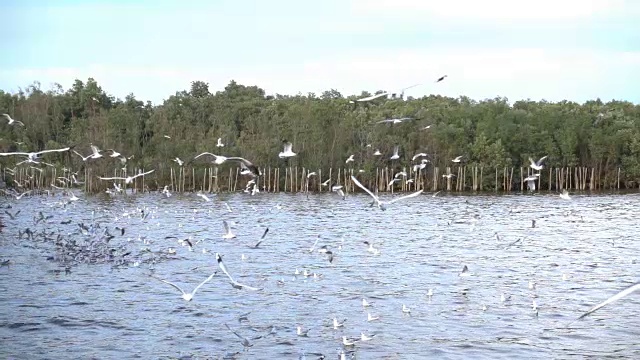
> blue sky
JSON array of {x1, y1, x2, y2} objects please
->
[{"x1": 1, "y1": 0, "x2": 639, "y2": 104}]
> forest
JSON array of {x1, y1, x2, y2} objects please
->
[{"x1": 1, "y1": 78, "x2": 639, "y2": 193}]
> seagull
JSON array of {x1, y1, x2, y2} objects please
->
[
  {"x1": 307, "y1": 172, "x2": 317, "y2": 178},
  {"x1": 216, "y1": 138, "x2": 224, "y2": 147},
  {"x1": 191, "y1": 153, "x2": 262, "y2": 177},
  {"x1": 436, "y1": 75, "x2": 448, "y2": 83},
  {"x1": 1, "y1": 114, "x2": 24, "y2": 126},
  {"x1": 332, "y1": 318, "x2": 346, "y2": 329},
  {"x1": 224, "y1": 323, "x2": 258, "y2": 350},
  {"x1": 279, "y1": 141, "x2": 296, "y2": 158},
  {"x1": 250, "y1": 228, "x2": 270, "y2": 248},
  {"x1": 442, "y1": 174, "x2": 456, "y2": 179},
  {"x1": 422, "y1": 125, "x2": 432, "y2": 130},
  {"x1": 412, "y1": 153, "x2": 428, "y2": 161},
  {"x1": 107, "y1": 149, "x2": 121, "y2": 158},
  {"x1": 215, "y1": 253, "x2": 260, "y2": 291},
  {"x1": 459, "y1": 265, "x2": 470, "y2": 277},
  {"x1": 452, "y1": 155, "x2": 463, "y2": 163},
  {"x1": 577, "y1": 282, "x2": 640, "y2": 320},
  {"x1": 361, "y1": 332, "x2": 375, "y2": 342},
  {"x1": 362, "y1": 298, "x2": 372, "y2": 307},
  {"x1": 529, "y1": 156, "x2": 548, "y2": 171},
  {"x1": 172, "y1": 157, "x2": 184, "y2": 166},
  {"x1": 377, "y1": 117, "x2": 414, "y2": 124},
  {"x1": 413, "y1": 159, "x2": 429, "y2": 172},
  {"x1": 332, "y1": 185, "x2": 346, "y2": 200},
  {"x1": 222, "y1": 220, "x2": 236, "y2": 239},
  {"x1": 196, "y1": 192, "x2": 212, "y2": 202},
  {"x1": 349, "y1": 92, "x2": 389, "y2": 104},
  {"x1": 390, "y1": 145, "x2": 400, "y2": 160},
  {"x1": 560, "y1": 189, "x2": 571, "y2": 200},
  {"x1": 163, "y1": 135, "x2": 171, "y2": 139},
  {"x1": 345, "y1": 155, "x2": 355, "y2": 164},
  {"x1": 296, "y1": 326, "x2": 309, "y2": 337},
  {"x1": 524, "y1": 174, "x2": 540, "y2": 191},
  {"x1": 97, "y1": 169, "x2": 155, "y2": 184},
  {"x1": 0, "y1": 147, "x2": 71, "y2": 163},
  {"x1": 373, "y1": 149, "x2": 382, "y2": 156},
  {"x1": 73, "y1": 145, "x2": 103, "y2": 161},
  {"x1": 151, "y1": 272, "x2": 217, "y2": 301},
  {"x1": 351, "y1": 175, "x2": 422, "y2": 211},
  {"x1": 363, "y1": 241, "x2": 380, "y2": 255}
]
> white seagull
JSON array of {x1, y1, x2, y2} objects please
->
[
  {"x1": 351, "y1": 175, "x2": 422, "y2": 211},
  {"x1": 222, "y1": 220, "x2": 236, "y2": 239},
  {"x1": 172, "y1": 157, "x2": 184, "y2": 166},
  {"x1": 345, "y1": 155, "x2": 355, "y2": 164},
  {"x1": 73, "y1": 145, "x2": 103, "y2": 161},
  {"x1": 216, "y1": 138, "x2": 225, "y2": 147},
  {"x1": 412, "y1": 153, "x2": 428, "y2": 161},
  {"x1": 529, "y1": 156, "x2": 548, "y2": 171},
  {"x1": 560, "y1": 189, "x2": 571, "y2": 200},
  {"x1": 390, "y1": 145, "x2": 400, "y2": 160},
  {"x1": 377, "y1": 117, "x2": 413, "y2": 124},
  {"x1": 452, "y1": 155, "x2": 463, "y2": 163},
  {"x1": 152, "y1": 272, "x2": 217, "y2": 302},
  {"x1": 191, "y1": 153, "x2": 261, "y2": 177},
  {"x1": 0, "y1": 147, "x2": 70, "y2": 164},
  {"x1": 1, "y1": 113, "x2": 24, "y2": 126},
  {"x1": 279, "y1": 141, "x2": 296, "y2": 158},
  {"x1": 216, "y1": 253, "x2": 260, "y2": 291},
  {"x1": 373, "y1": 149, "x2": 382, "y2": 156},
  {"x1": 97, "y1": 169, "x2": 155, "y2": 184}
]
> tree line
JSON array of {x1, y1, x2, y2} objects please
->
[{"x1": 1, "y1": 78, "x2": 639, "y2": 189}]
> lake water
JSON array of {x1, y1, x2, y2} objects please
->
[{"x1": 1, "y1": 191, "x2": 639, "y2": 359}]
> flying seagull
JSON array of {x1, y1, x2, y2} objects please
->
[
  {"x1": 377, "y1": 117, "x2": 414, "y2": 124},
  {"x1": 452, "y1": 156, "x2": 463, "y2": 163},
  {"x1": 577, "y1": 282, "x2": 640, "y2": 320},
  {"x1": 279, "y1": 141, "x2": 296, "y2": 158},
  {"x1": 151, "y1": 272, "x2": 217, "y2": 301},
  {"x1": 436, "y1": 75, "x2": 448, "y2": 83},
  {"x1": 350, "y1": 175, "x2": 422, "y2": 211},
  {"x1": 97, "y1": 169, "x2": 155, "y2": 184},
  {"x1": 0, "y1": 147, "x2": 71, "y2": 163},
  {"x1": 222, "y1": 220, "x2": 236, "y2": 239},
  {"x1": 73, "y1": 145, "x2": 103, "y2": 161},
  {"x1": 529, "y1": 156, "x2": 548, "y2": 171},
  {"x1": 250, "y1": 228, "x2": 270, "y2": 248},
  {"x1": 217, "y1": 138, "x2": 225, "y2": 147},
  {"x1": 191, "y1": 153, "x2": 261, "y2": 177},
  {"x1": 215, "y1": 253, "x2": 260, "y2": 291},
  {"x1": 1, "y1": 114, "x2": 25, "y2": 126},
  {"x1": 390, "y1": 145, "x2": 400, "y2": 160}
]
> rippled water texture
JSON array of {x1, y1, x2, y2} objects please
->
[{"x1": 1, "y1": 191, "x2": 639, "y2": 359}]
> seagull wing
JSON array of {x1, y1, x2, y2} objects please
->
[
  {"x1": 528, "y1": 157, "x2": 537, "y2": 167},
  {"x1": 227, "y1": 157, "x2": 261, "y2": 176},
  {"x1": 350, "y1": 175, "x2": 379, "y2": 204},
  {"x1": 192, "y1": 152, "x2": 219, "y2": 161},
  {"x1": 536, "y1": 156, "x2": 548, "y2": 166},
  {"x1": 90, "y1": 145, "x2": 101, "y2": 155},
  {"x1": 387, "y1": 190, "x2": 423, "y2": 205},
  {"x1": 0, "y1": 152, "x2": 30, "y2": 157},
  {"x1": 36, "y1": 147, "x2": 70, "y2": 155},
  {"x1": 578, "y1": 282, "x2": 640, "y2": 320},
  {"x1": 253, "y1": 228, "x2": 269, "y2": 248},
  {"x1": 191, "y1": 272, "x2": 217, "y2": 296},
  {"x1": 97, "y1": 176, "x2": 127, "y2": 181},
  {"x1": 133, "y1": 169, "x2": 155, "y2": 179},
  {"x1": 223, "y1": 220, "x2": 232, "y2": 236},
  {"x1": 154, "y1": 277, "x2": 186, "y2": 296}
]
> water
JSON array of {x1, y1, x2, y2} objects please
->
[{"x1": 1, "y1": 191, "x2": 639, "y2": 359}]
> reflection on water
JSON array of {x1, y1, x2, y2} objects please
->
[{"x1": 1, "y1": 192, "x2": 639, "y2": 359}]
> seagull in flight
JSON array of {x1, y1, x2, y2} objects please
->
[
  {"x1": 351, "y1": 175, "x2": 422, "y2": 211},
  {"x1": 97, "y1": 169, "x2": 155, "y2": 184},
  {"x1": 191, "y1": 153, "x2": 261, "y2": 177},
  {"x1": 345, "y1": 155, "x2": 355, "y2": 164},
  {"x1": 73, "y1": 145, "x2": 103, "y2": 161},
  {"x1": 215, "y1": 253, "x2": 260, "y2": 291},
  {"x1": 172, "y1": 157, "x2": 184, "y2": 166},
  {"x1": 222, "y1": 220, "x2": 236, "y2": 239},
  {"x1": 216, "y1": 138, "x2": 225, "y2": 147},
  {"x1": 390, "y1": 145, "x2": 400, "y2": 160},
  {"x1": 2, "y1": 114, "x2": 24, "y2": 126},
  {"x1": 279, "y1": 141, "x2": 296, "y2": 158},
  {"x1": 412, "y1": 153, "x2": 428, "y2": 161},
  {"x1": 436, "y1": 75, "x2": 448, "y2": 83},
  {"x1": 0, "y1": 147, "x2": 71, "y2": 163},
  {"x1": 373, "y1": 149, "x2": 382, "y2": 156},
  {"x1": 560, "y1": 189, "x2": 571, "y2": 200},
  {"x1": 151, "y1": 272, "x2": 217, "y2": 301},
  {"x1": 577, "y1": 282, "x2": 640, "y2": 320},
  {"x1": 452, "y1": 155, "x2": 463, "y2": 163},
  {"x1": 524, "y1": 174, "x2": 540, "y2": 191},
  {"x1": 529, "y1": 156, "x2": 548, "y2": 171},
  {"x1": 250, "y1": 228, "x2": 270, "y2": 248},
  {"x1": 377, "y1": 117, "x2": 414, "y2": 124}
]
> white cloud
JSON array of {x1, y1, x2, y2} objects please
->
[{"x1": 2, "y1": 48, "x2": 639, "y2": 104}]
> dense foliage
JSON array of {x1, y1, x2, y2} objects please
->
[{"x1": 1, "y1": 78, "x2": 639, "y2": 188}]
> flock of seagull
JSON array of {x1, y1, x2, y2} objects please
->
[{"x1": 1, "y1": 80, "x2": 639, "y2": 358}]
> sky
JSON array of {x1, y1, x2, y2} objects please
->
[{"x1": 1, "y1": 0, "x2": 639, "y2": 104}]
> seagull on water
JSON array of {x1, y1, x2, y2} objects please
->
[
  {"x1": 279, "y1": 141, "x2": 296, "y2": 158},
  {"x1": 577, "y1": 282, "x2": 640, "y2": 320},
  {"x1": 524, "y1": 174, "x2": 540, "y2": 191},
  {"x1": 529, "y1": 156, "x2": 548, "y2": 171},
  {"x1": 1, "y1": 113, "x2": 24, "y2": 126},
  {"x1": 351, "y1": 175, "x2": 422, "y2": 211},
  {"x1": 560, "y1": 189, "x2": 571, "y2": 200},
  {"x1": 217, "y1": 138, "x2": 224, "y2": 147},
  {"x1": 216, "y1": 253, "x2": 260, "y2": 291},
  {"x1": 151, "y1": 272, "x2": 217, "y2": 301},
  {"x1": 97, "y1": 169, "x2": 155, "y2": 184},
  {"x1": 222, "y1": 220, "x2": 236, "y2": 239}
]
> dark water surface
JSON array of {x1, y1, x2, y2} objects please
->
[{"x1": 1, "y1": 191, "x2": 639, "y2": 359}]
